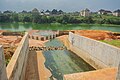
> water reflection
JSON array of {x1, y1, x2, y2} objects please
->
[{"x1": 0, "y1": 22, "x2": 120, "y2": 32}]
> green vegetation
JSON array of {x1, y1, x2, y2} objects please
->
[
  {"x1": 1, "y1": 22, "x2": 120, "y2": 32},
  {"x1": 0, "y1": 9, "x2": 120, "y2": 25},
  {"x1": 5, "y1": 58, "x2": 10, "y2": 66},
  {"x1": 101, "y1": 40, "x2": 120, "y2": 47}
]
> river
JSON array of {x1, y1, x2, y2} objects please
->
[{"x1": 0, "y1": 22, "x2": 120, "y2": 32}]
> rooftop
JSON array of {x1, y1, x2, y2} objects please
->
[{"x1": 114, "y1": 9, "x2": 120, "y2": 13}]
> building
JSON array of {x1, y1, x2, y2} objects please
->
[
  {"x1": 80, "y1": 8, "x2": 90, "y2": 17},
  {"x1": 98, "y1": 9, "x2": 112, "y2": 15},
  {"x1": 98, "y1": 9, "x2": 105, "y2": 14},
  {"x1": 44, "y1": 12, "x2": 50, "y2": 15},
  {"x1": 113, "y1": 9, "x2": 120, "y2": 17}
]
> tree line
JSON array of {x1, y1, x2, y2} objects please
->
[{"x1": 0, "y1": 9, "x2": 120, "y2": 25}]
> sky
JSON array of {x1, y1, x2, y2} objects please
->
[{"x1": 0, "y1": 0, "x2": 120, "y2": 12}]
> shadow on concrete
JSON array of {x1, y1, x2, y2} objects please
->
[{"x1": 25, "y1": 51, "x2": 40, "y2": 80}]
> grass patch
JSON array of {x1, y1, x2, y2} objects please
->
[
  {"x1": 100, "y1": 40, "x2": 120, "y2": 48},
  {"x1": 5, "y1": 58, "x2": 11, "y2": 66}
]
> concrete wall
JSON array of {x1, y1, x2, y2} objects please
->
[
  {"x1": 29, "y1": 34, "x2": 58, "y2": 41},
  {"x1": 64, "y1": 67, "x2": 117, "y2": 80},
  {"x1": 0, "y1": 45, "x2": 7, "y2": 80},
  {"x1": 116, "y1": 63, "x2": 120, "y2": 80},
  {"x1": 68, "y1": 32, "x2": 120, "y2": 69},
  {"x1": 6, "y1": 32, "x2": 29, "y2": 80}
]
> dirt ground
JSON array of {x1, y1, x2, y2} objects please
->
[
  {"x1": 75, "y1": 30, "x2": 119, "y2": 40},
  {"x1": 29, "y1": 39, "x2": 48, "y2": 47},
  {"x1": 1, "y1": 30, "x2": 120, "y2": 61},
  {"x1": 0, "y1": 35, "x2": 22, "y2": 60}
]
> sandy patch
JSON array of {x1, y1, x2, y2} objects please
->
[
  {"x1": 29, "y1": 39, "x2": 48, "y2": 47},
  {"x1": 37, "y1": 51, "x2": 52, "y2": 80}
]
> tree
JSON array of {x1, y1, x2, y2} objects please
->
[
  {"x1": 32, "y1": 8, "x2": 40, "y2": 23},
  {"x1": 0, "y1": 14, "x2": 10, "y2": 22},
  {"x1": 40, "y1": 16, "x2": 48, "y2": 23},
  {"x1": 47, "y1": 16, "x2": 55, "y2": 23},
  {"x1": 23, "y1": 16, "x2": 31, "y2": 22},
  {"x1": 32, "y1": 8, "x2": 39, "y2": 13},
  {"x1": 82, "y1": 16, "x2": 94, "y2": 24},
  {"x1": 12, "y1": 13, "x2": 19, "y2": 22},
  {"x1": 62, "y1": 15, "x2": 69, "y2": 23}
]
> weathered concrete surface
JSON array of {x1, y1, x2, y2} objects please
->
[
  {"x1": 58, "y1": 35, "x2": 106, "y2": 69},
  {"x1": 25, "y1": 51, "x2": 40, "y2": 80},
  {"x1": 116, "y1": 63, "x2": 120, "y2": 80},
  {"x1": 68, "y1": 32, "x2": 120, "y2": 69},
  {"x1": 6, "y1": 32, "x2": 29, "y2": 80},
  {"x1": 25, "y1": 51, "x2": 51, "y2": 80},
  {"x1": 58, "y1": 35, "x2": 119, "y2": 80},
  {"x1": 64, "y1": 68, "x2": 117, "y2": 80},
  {"x1": 0, "y1": 45, "x2": 7, "y2": 80}
]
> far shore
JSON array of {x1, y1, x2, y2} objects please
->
[{"x1": 0, "y1": 22, "x2": 120, "y2": 27}]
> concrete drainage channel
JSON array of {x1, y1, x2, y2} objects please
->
[{"x1": 42, "y1": 39, "x2": 95, "y2": 80}]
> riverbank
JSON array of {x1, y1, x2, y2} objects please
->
[
  {"x1": 1, "y1": 22, "x2": 120, "y2": 27},
  {"x1": 75, "y1": 23, "x2": 120, "y2": 27},
  {"x1": 0, "y1": 31, "x2": 22, "y2": 65}
]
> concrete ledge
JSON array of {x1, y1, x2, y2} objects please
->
[
  {"x1": 64, "y1": 68, "x2": 117, "y2": 80},
  {"x1": 6, "y1": 32, "x2": 29, "y2": 80}
]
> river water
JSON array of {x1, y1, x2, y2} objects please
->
[
  {"x1": 43, "y1": 39, "x2": 95, "y2": 80},
  {"x1": 0, "y1": 22, "x2": 120, "y2": 32}
]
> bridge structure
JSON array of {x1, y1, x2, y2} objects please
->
[{"x1": 0, "y1": 32, "x2": 120, "y2": 80}]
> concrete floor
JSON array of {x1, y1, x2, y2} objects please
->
[
  {"x1": 25, "y1": 51, "x2": 51, "y2": 80},
  {"x1": 25, "y1": 51, "x2": 40, "y2": 80}
]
